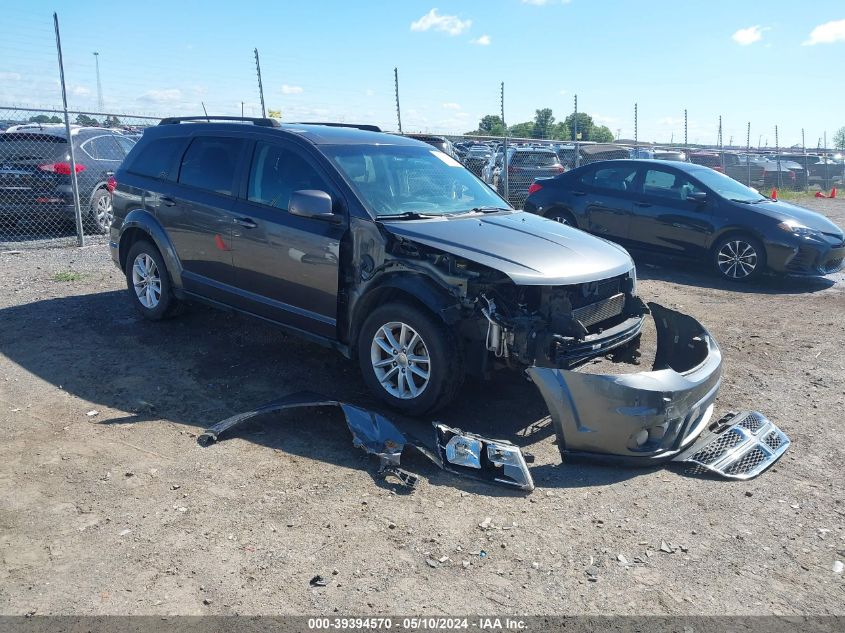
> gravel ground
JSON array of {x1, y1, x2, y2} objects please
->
[{"x1": 1, "y1": 198, "x2": 844, "y2": 616}]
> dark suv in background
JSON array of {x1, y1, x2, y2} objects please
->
[
  {"x1": 0, "y1": 123, "x2": 136, "y2": 233},
  {"x1": 110, "y1": 117, "x2": 647, "y2": 414}
]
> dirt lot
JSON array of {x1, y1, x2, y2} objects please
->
[{"x1": 1, "y1": 197, "x2": 844, "y2": 616}]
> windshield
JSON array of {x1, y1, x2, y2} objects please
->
[
  {"x1": 692, "y1": 167, "x2": 767, "y2": 203},
  {"x1": 327, "y1": 144, "x2": 509, "y2": 218}
]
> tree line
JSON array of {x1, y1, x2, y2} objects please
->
[
  {"x1": 466, "y1": 109, "x2": 614, "y2": 142},
  {"x1": 25, "y1": 114, "x2": 124, "y2": 127}
]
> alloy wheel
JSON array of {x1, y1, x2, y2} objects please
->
[
  {"x1": 717, "y1": 240, "x2": 758, "y2": 279},
  {"x1": 131, "y1": 253, "x2": 162, "y2": 308},
  {"x1": 370, "y1": 321, "x2": 431, "y2": 399},
  {"x1": 95, "y1": 193, "x2": 114, "y2": 231}
]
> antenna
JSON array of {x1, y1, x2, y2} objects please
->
[{"x1": 201, "y1": 102, "x2": 209, "y2": 121}]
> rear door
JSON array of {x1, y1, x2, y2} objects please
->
[
  {"x1": 157, "y1": 134, "x2": 246, "y2": 301},
  {"x1": 228, "y1": 139, "x2": 344, "y2": 338},
  {"x1": 574, "y1": 163, "x2": 639, "y2": 241},
  {"x1": 627, "y1": 166, "x2": 714, "y2": 256}
]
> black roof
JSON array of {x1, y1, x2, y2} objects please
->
[{"x1": 147, "y1": 119, "x2": 424, "y2": 148}]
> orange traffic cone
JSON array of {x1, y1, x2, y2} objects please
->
[
  {"x1": 770, "y1": 188, "x2": 778, "y2": 200},
  {"x1": 830, "y1": 187, "x2": 837, "y2": 199}
]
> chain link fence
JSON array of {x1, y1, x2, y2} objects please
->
[{"x1": 0, "y1": 107, "x2": 158, "y2": 248}]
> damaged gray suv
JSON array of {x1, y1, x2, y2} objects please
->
[{"x1": 110, "y1": 118, "x2": 649, "y2": 416}]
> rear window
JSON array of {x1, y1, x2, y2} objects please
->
[
  {"x1": 126, "y1": 136, "x2": 186, "y2": 181},
  {"x1": 177, "y1": 136, "x2": 244, "y2": 196},
  {"x1": 512, "y1": 152, "x2": 560, "y2": 167},
  {"x1": 0, "y1": 133, "x2": 66, "y2": 163},
  {"x1": 691, "y1": 154, "x2": 720, "y2": 167}
]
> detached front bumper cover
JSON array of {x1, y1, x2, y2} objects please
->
[{"x1": 528, "y1": 302, "x2": 723, "y2": 463}]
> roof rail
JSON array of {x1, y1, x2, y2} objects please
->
[
  {"x1": 158, "y1": 116, "x2": 280, "y2": 127},
  {"x1": 290, "y1": 122, "x2": 382, "y2": 132}
]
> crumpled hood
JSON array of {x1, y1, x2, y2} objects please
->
[
  {"x1": 753, "y1": 200, "x2": 844, "y2": 236},
  {"x1": 381, "y1": 211, "x2": 634, "y2": 285}
]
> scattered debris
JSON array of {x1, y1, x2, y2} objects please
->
[
  {"x1": 833, "y1": 561, "x2": 844, "y2": 575},
  {"x1": 660, "y1": 541, "x2": 674, "y2": 554},
  {"x1": 425, "y1": 558, "x2": 439, "y2": 569},
  {"x1": 479, "y1": 517, "x2": 493, "y2": 529},
  {"x1": 85, "y1": 410, "x2": 99, "y2": 417},
  {"x1": 119, "y1": 529, "x2": 131, "y2": 536},
  {"x1": 309, "y1": 575, "x2": 328, "y2": 587},
  {"x1": 617, "y1": 554, "x2": 629, "y2": 565}
]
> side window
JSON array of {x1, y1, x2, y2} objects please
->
[
  {"x1": 178, "y1": 136, "x2": 244, "y2": 196},
  {"x1": 580, "y1": 165, "x2": 638, "y2": 192},
  {"x1": 247, "y1": 142, "x2": 331, "y2": 210},
  {"x1": 114, "y1": 135, "x2": 136, "y2": 156},
  {"x1": 643, "y1": 169, "x2": 704, "y2": 201},
  {"x1": 127, "y1": 137, "x2": 186, "y2": 181},
  {"x1": 82, "y1": 135, "x2": 124, "y2": 161}
]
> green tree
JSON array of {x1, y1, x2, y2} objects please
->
[
  {"x1": 532, "y1": 108, "x2": 555, "y2": 139},
  {"x1": 75, "y1": 114, "x2": 100, "y2": 126},
  {"x1": 508, "y1": 121, "x2": 534, "y2": 138},
  {"x1": 478, "y1": 114, "x2": 504, "y2": 134},
  {"x1": 28, "y1": 114, "x2": 51, "y2": 123},
  {"x1": 49, "y1": 116, "x2": 62, "y2": 123},
  {"x1": 563, "y1": 112, "x2": 595, "y2": 141},
  {"x1": 591, "y1": 125, "x2": 615, "y2": 143},
  {"x1": 550, "y1": 121, "x2": 571, "y2": 140},
  {"x1": 104, "y1": 115, "x2": 122, "y2": 128},
  {"x1": 834, "y1": 126, "x2": 845, "y2": 151}
]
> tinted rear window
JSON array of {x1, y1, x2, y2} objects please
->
[
  {"x1": 0, "y1": 134, "x2": 66, "y2": 162},
  {"x1": 512, "y1": 152, "x2": 560, "y2": 167},
  {"x1": 691, "y1": 154, "x2": 720, "y2": 167},
  {"x1": 126, "y1": 136, "x2": 186, "y2": 181},
  {"x1": 177, "y1": 136, "x2": 244, "y2": 196}
]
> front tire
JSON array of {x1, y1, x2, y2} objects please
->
[
  {"x1": 357, "y1": 302, "x2": 464, "y2": 415},
  {"x1": 713, "y1": 235, "x2": 765, "y2": 282},
  {"x1": 125, "y1": 239, "x2": 180, "y2": 320}
]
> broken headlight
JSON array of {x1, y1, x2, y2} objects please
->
[{"x1": 434, "y1": 423, "x2": 534, "y2": 491}]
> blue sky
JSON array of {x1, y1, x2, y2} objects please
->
[{"x1": 1, "y1": 1, "x2": 844, "y2": 146}]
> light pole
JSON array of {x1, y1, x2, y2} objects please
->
[{"x1": 93, "y1": 51, "x2": 104, "y2": 111}]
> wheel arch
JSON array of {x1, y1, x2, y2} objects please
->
[
  {"x1": 118, "y1": 210, "x2": 184, "y2": 287},
  {"x1": 543, "y1": 205, "x2": 578, "y2": 227},
  {"x1": 709, "y1": 227, "x2": 769, "y2": 258},
  {"x1": 347, "y1": 273, "x2": 462, "y2": 353}
]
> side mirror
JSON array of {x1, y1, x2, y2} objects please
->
[
  {"x1": 289, "y1": 190, "x2": 340, "y2": 223},
  {"x1": 687, "y1": 191, "x2": 708, "y2": 204}
]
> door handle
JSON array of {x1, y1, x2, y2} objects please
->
[
  {"x1": 160, "y1": 196, "x2": 176, "y2": 207},
  {"x1": 234, "y1": 217, "x2": 257, "y2": 229},
  {"x1": 634, "y1": 202, "x2": 652, "y2": 208},
  {"x1": 572, "y1": 191, "x2": 587, "y2": 196}
]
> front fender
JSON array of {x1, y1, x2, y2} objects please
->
[{"x1": 118, "y1": 209, "x2": 184, "y2": 288}]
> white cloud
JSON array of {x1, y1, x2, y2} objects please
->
[
  {"x1": 442, "y1": 102, "x2": 461, "y2": 110},
  {"x1": 522, "y1": 0, "x2": 571, "y2": 5},
  {"x1": 137, "y1": 89, "x2": 182, "y2": 104},
  {"x1": 559, "y1": 89, "x2": 568, "y2": 96},
  {"x1": 365, "y1": 89, "x2": 375, "y2": 96},
  {"x1": 803, "y1": 19, "x2": 845, "y2": 45},
  {"x1": 732, "y1": 25, "x2": 766, "y2": 45},
  {"x1": 471, "y1": 34, "x2": 491, "y2": 45},
  {"x1": 281, "y1": 84, "x2": 303, "y2": 95},
  {"x1": 593, "y1": 113, "x2": 620, "y2": 125},
  {"x1": 410, "y1": 9, "x2": 472, "y2": 36},
  {"x1": 71, "y1": 85, "x2": 91, "y2": 97},
  {"x1": 0, "y1": 72, "x2": 21, "y2": 81}
]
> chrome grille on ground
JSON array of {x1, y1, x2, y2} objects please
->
[
  {"x1": 674, "y1": 411, "x2": 790, "y2": 480},
  {"x1": 571, "y1": 292, "x2": 625, "y2": 327}
]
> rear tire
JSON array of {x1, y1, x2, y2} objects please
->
[
  {"x1": 357, "y1": 302, "x2": 464, "y2": 415},
  {"x1": 125, "y1": 239, "x2": 180, "y2": 320},
  {"x1": 88, "y1": 188, "x2": 113, "y2": 234},
  {"x1": 713, "y1": 235, "x2": 765, "y2": 282}
]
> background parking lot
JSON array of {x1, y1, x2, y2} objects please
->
[{"x1": 1, "y1": 196, "x2": 843, "y2": 615}]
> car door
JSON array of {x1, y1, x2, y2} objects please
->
[
  {"x1": 574, "y1": 163, "x2": 639, "y2": 242},
  {"x1": 157, "y1": 134, "x2": 246, "y2": 301},
  {"x1": 627, "y1": 166, "x2": 714, "y2": 256},
  {"x1": 228, "y1": 139, "x2": 344, "y2": 339}
]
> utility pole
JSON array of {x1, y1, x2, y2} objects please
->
[
  {"x1": 746, "y1": 122, "x2": 751, "y2": 186},
  {"x1": 93, "y1": 51, "x2": 104, "y2": 111},
  {"x1": 394, "y1": 67, "x2": 402, "y2": 134},
  {"x1": 573, "y1": 94, "x2": 579, "y2": 168},
  {"x1": 634, "y1": 102, "x2": 638, "y2": 153},
  {"x1": 684, "y1": 108, "x2": 688, "y2": 150},
  {"x1": 254, "y1": 48, "x2": 266, "y2": 118}
]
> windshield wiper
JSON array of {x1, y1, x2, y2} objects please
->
[
  {"x1": 452, "y1": 206, "x2": 511, "y2": 216},
  {"x1": 374, "y1": 211, "x2": 440, "y2": 221}
]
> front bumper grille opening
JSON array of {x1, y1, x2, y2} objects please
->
[
  {"x1": 787, "y1": 246, "x2": 816, "y2": 272},
  {"x1": 823, "y1": 257, "x2": 843, "y2": 273},
  {"x1": 571, "y1": 292, "x2": 625, "y2": 328},
  {"x1": 763, "y1": 430, "x2": 783, "y2": 451},
  {"x1": 690, "y1": 429, "x2": 743, "y2": 465},
  {"x1": 724, "y1": 447, "x2": 767, "y2": 476},
  {"x1": 739, "y1": 412, "x2": 766, "y2": 434}
]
